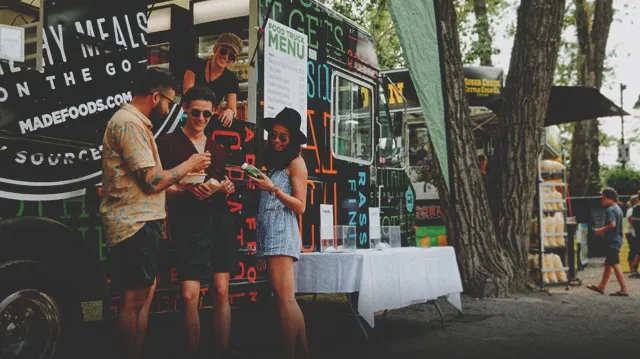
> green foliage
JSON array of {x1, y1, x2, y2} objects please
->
[
  {"x1": 326, "y1": 0, "x2": 508, "y2": 69},
  {"x1": 599, "y1": 128, "x2": 617, "y2": 148},
  {"x1": 454, "y1": 0, "x2": 509, "y2": 65},
  {"x1": 322, "y1": 0, "x2": 404, "y2": 69},
  {"x1": 603, "y1": 166, "x2": 640, "y2": 196},
  {"x1": 554, "y1": 0, "x2": 617, "y2": 87}
]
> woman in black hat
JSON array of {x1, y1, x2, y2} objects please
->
[{"x1": 251, "y1": 107, "x2": 309, "y2": 358}]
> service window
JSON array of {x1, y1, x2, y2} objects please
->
[
  {"x1": 331, "y1": 73, "x2": 374, "y2": 165},
  {"x1": 378, "y1": 85, "x2": 404, "y2": 167}
]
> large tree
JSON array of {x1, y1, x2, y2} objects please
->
[
  {"x1": 568, "y1": 0, "x2": 614, "y2": 197},
  {"x1": 491, "y1": 0, "x2": 567, "y2": 291},
  {"x1": 434, "y1": 0, "x2": 566, "y2": 296},
  {"x1": 432, "y1": 0, "x2": 511, "y2": 296}
]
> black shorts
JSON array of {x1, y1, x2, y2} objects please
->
[
  {"x1": 627, "y1": 234, "x2": 639, "y2": 261},
  {"x1": 605, "y1": 245, "x2": 621, "y2": 266},
  {"x1": 110, "y1": 220, "x2": 163, "y2": 290},
  {"x1": 170, "y1": 208, "x2": 238, "y2": 282}
]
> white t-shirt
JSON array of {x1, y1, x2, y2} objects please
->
[{"x1": 626, "y1": 207, "x2": 635, "y2": 236}]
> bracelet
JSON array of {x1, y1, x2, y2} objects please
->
[{"x1": 269, "y1": 185, "x2": 279, "y2": 196}]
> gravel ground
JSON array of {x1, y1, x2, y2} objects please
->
[
  {"x1": 79, "y1": 258, "x2": 640, "y2": 359},
  {"x1": 372, "y1": 257, "x2": 640, "y2": 359}
]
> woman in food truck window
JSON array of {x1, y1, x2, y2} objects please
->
[
  {"x1": 251, "y1": 107, "x2": 309, "y2": 359},
  {"x1": 183, "y1": 32, "x2": 242, "y2": 128}
]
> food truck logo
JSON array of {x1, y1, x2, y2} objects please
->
[{"x1": 0, "y1": 6, "x2": 151, "y2": 200}]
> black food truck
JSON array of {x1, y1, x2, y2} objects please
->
[{"x1": 0, "y1": 0, "x2": 414, "y2": 357}]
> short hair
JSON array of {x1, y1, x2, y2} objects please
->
[
  {"x1": 478, "y1": 154, "x2": 487, "y2": 162},
  {"x1": 182, "y1": 86, "x2": 216, "y2": 108},
  {"x1": 132, "y1": 68, "x2": 178, "y2": 96}
]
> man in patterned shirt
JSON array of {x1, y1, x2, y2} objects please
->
[{"x1": 100, "y1": 68, "x2": 211, "y2": 359}]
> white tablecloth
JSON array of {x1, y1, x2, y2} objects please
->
[{"x1": 294, "y1": 247, "x2": 463, "y2": 327}]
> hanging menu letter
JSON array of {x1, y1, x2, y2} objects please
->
[{"x1": 264, "y1": 19, "x2": 308, "y2": 142}]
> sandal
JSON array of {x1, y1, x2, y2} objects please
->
[
  {"x1": 610, "y1": 291, "x2": 629, "y2": 297},
  {"x1": 586, "y1": 285, "x2": 605, "y2": 294}
]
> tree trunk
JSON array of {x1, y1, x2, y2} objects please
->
[
  {"x1": 472, "y1": 0, "x2": 493, "y2": 66},
  {"x1": 436, "y1": 0, "x2": 513, "y2": 298},
  {"x1": 568, "y1": 0, "x2": 613, "y2": 197},
  {"x1": 492, "y1": 0, "x2": 566, "y2": 291}
]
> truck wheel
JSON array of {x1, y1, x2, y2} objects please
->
[{"x1": 0, "y1": 260, "x2": 83, "y2": 359}]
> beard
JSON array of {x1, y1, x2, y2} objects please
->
[{"x1": 149, "y1": 102, "x2": 169, "y2": 128}]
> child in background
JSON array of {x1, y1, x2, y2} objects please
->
[{"x1": 586, "y1": 188, "x2": 629, "y2": 296}]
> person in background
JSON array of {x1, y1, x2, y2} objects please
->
[
  {"x1": 478, "y1": 154, "x2": 489, "y2": 190},
  {"x1": 250, "y1": 107, "x2": 309, "y2": 359},
  {"x1": 101, "y1": 68, "x2": 211, "y2": 359},
  {"x1": 183, "y1": 33, "x2": 243, "y2": 128},
  {"x1": 586, "y1": 187, "x2": 629, "y2": 296},
  {"x1": 625, "y1": 195, "x2": 639, "y2": 278},
  {"x1": 156, "y1": 86, "x2": 239, "y2": 359}
]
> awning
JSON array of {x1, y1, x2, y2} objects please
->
[{"x1": 486, "y1": 86, "x2": 630, "y2": 127}]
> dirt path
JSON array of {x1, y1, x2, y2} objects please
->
[
  {"x1": 79, "y1": 258, "x2": 640, "y2": 359},
  {"x1": 372, "y1": 258, "x2": 640, "y2": 359}
]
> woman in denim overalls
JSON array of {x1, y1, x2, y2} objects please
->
[{"x1": 252, "y1": 107, "x2": 309, "y2": 359}]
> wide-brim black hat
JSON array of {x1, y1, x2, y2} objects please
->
[{"x1": 261, "y1": 107, "x2": 307, "y2": 145}]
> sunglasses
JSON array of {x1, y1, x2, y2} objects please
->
[
  {"x1": 189, "y1": 109, "x2": 213, "y2": 119},
  {"x1": 217, "y1": 46, "x2": 237, "y2": 61},
  {"x1": 270, "y1": 130, "x2": 288, "y2": 143},
  {"x1": 158, "y1": 92, "x2": 176, "y2": 107}
]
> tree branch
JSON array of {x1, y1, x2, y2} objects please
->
[
  {"x1": 589, "y1": 0, "x2": 613, "y2": 89},
  {"x1": 573, "y1": 0, "x2": 589, "y2": 56}
]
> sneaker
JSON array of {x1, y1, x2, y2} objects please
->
[{"x1": 629, "y1": 272, "x2": 640, "y2": 278}]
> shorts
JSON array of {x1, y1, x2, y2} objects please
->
[
  {"x1": 626, "y1": 233, "x2": 640, "y2": 262},
  {"x1": 605, "y1": 245, "x2": 621, "y2": 266},
  {"x1": 110, "y1": 220, "x2": 163, "y2": 290},
  {"x1": 169, "y1": 208, "x2": 238, "y2": 282}
]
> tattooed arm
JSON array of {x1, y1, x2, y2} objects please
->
[{"x1": 134, "y1": 153, "x2": 211, "y2": 194}]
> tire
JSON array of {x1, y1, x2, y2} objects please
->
[{"x1": 0, "y1": 260, "x2": 83, "y2": 359}]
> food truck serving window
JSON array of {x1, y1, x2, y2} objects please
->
[
  {"x1": 331, "y1": 73, "x2": 374, "y2": 165},
  {"x1": 378, "y1": 84, "x2": 405, "y2": 168}
]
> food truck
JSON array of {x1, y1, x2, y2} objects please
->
[
  {"x1": 383, "y1": 66, "x2": 503, "y2": 247},
  {"x1": 0, "y1": 0, "x2": 414, "y2": 357}
]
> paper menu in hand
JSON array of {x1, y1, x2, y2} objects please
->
[{"x1": 320, "y1": 204, "x2": 334, "y2": 239}]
